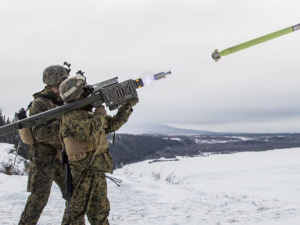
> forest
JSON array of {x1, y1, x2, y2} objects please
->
[{"x1": 1, "y1": 109, "x2": 300, "y2": 170}]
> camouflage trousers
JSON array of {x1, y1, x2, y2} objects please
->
[
  {"x1": 61, "y1": 160, "x2": 110, "y2": 225},
  {"x1": 19, "y1": 144, "x2": 65, "y2": 225}
]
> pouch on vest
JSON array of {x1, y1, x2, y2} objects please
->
[
  {"x1": 63, "y1": 137, "x2": 94, "y2": 161},
  {"x1": 16, "y1": 108, "x2": 35, "y2": 145},
  {"x1": 18, "y1": 128, "x2": 34, "y2": 145}
]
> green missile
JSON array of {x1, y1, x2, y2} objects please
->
[{"x1": 212, "y1": 23, "x2": 300, "y2": 62}]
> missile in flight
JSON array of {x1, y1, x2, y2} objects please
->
[{"x1": 212, "y1": 23, "x2": 300, "y2": 62}]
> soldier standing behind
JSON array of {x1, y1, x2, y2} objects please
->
[
  {"x1": 59, "y1": 73, "x2": 137, "y2": 224},
  {"x1": 19, "y1": 64, "x2": 69, "y2": 225}
]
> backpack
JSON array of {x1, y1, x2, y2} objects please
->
[
  {"x1": 16, "y1": 91, "x2": 63, "y2": 145},
  {"x1": 16, "y1": 107, "x2": 34, "y2": 145}
]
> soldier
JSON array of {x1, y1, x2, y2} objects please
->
[
  {"x1": 19, "y1": 64, "x2": 69, "y2": 225},
  {"x1": 59, "y1": 73, "x2": 137, "y2": 224}
]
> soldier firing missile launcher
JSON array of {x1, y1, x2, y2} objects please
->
[
  {"x1": 0, "y1": 71, "x2": 171, "y2": 136},
  {"x1": 212, "y1": 23, "x2": 300, "y2": 62}
]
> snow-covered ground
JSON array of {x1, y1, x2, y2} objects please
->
[
  {"x1": 0, "y1": 143, "x2": 299, "y2": 224},
  {"x1": 0, "y1": 143, "x2": 28, "y2": 175}
]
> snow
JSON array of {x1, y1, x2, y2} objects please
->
[
  {"x1": 195, "y1": 136, "x2": 255, "y2": 144},
  {"x1": 0, "y1": 143, "x2": 28, "y2": 175},
  {"x1": 224, "y1": 136, "x2": 254, "y2": 141},
  {"x1": 195, "y1": 139, "x2": 231, "y2": 144},
  {"x1": 0, "y1": 143, "x2": 300, "y2": 224},
  {"x1": 164, "y1": 137, "x2": 182, "y2": 142}
]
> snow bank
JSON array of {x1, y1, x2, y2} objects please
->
[
  {"x1": 0, "y1": 143, "x2": 28, "y2": 175},
  {"x1": 0, "y1": 146, "x2": 300, "y2": 224}
]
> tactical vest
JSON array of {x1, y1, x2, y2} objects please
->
[
  {"x1": 21, "y1": 90, "x2": 64, "y2": 150},
  {"x1": 18, "y1": 127, "x2": 35, "y2": 145},
  {"x1": 63, "y1": 130, "x2": 109, "y2": 161}
]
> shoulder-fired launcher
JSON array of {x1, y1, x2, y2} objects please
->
[{"x1": 0, "y1": 71, "x2": 171, "y2": 136}]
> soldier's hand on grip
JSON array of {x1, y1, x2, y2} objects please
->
[
  {"x1": 95, "y1": 105, "x2": 107, "y2": 117},
  {"x1": 127, "y1": 98, "x2": 138, "y2": 108},
  {"x1": 118, "y1": 98, "x2": 138, "y2": 115}
]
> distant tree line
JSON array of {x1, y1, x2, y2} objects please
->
[
  {"x1": 0, "y1": 109, "x2": 184, "y2": 168},
  {"x1": 2, "y1": 108, "x2": 300, "y2": 171},
  {"x1": 108, "y1": 133, "x2": 184, "y2": 169}
]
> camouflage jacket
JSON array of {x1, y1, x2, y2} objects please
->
[
  {"x1": 60, "y1": 106, "x2": 132, "y2": 173},
  {"x1": 29, "y1": 86, "x2": 64, "y2": 151}
]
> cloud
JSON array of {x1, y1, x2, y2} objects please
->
[{"x1": 0, "y1": 0, "x2": 299, "y2": 133}]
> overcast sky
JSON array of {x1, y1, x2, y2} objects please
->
[{"x1": 0, "y1": 0, "x2": 299, "y2": 133}]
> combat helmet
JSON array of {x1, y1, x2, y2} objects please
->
[
  {"x1": 59, "y1": 73, "x2": 86, "y2": 102},
  {"x1": 43, "y1": 64, "x2": 70, "y2": 85}
]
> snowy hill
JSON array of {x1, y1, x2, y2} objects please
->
[
  {"x1": 119, "y1": 123, "x2": 216, "y2": 135},
  {"x1": 0, "y1": 144, "x2": 300, "y2": 224}
]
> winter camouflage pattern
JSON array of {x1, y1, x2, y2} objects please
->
[
  {"x1": 59, "y1": 104, "x2": 133, "y2": 224},
  {"x1": 19, "y1": 86, "x2": 65, "y2": 225},
  {"x1": 43, "y1": 65, "x2": 69, "y2": 85},
  {"x1": 59, "y1": 75, "x2": 86, "y2": 102}
]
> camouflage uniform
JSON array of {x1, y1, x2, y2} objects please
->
[
  {"x1": 19, "y1": 86, "x2": 65, "y2": 225},
  {"x1": 60, "y1": 105, "x2": 132, "y2": 225}
]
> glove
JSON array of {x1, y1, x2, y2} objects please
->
[
  {"x1": 116, "y1": 98, "x2": 138, "y2": 121},
  {"x1": 127, "y1": 98, "x2": 138, "y2": 107},
  {"x1": 16, "y1": 108, "x2": 27, "y2": 120},
  {"x1": 121, "y1": 98, "x2": 139, "y2": 111},
  {"x1": 95, "y1": 105, "x2": 107, "y2": 116}
]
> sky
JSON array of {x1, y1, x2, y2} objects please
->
[{"x1": 0, "y1": 0, "x2": 299, "y2": 133}]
